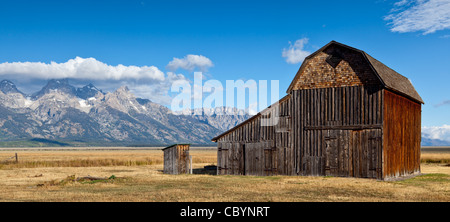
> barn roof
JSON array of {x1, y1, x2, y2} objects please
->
[
  {"x1": 286, "y1": 40, "x2": 424, "y2": 104},
  {"x1": 211, "y1": 94, "x2": 291, "y2": 142}
]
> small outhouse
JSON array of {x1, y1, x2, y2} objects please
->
[{"x1": 162, "y1": 144, "x2": 191, "y2": 174}]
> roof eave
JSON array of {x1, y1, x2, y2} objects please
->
[{"x1": 384, "y1": 87, "x2": 425, "y2": 104}]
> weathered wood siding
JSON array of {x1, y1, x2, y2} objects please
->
[
  {"x1": 217, "y1": 96, "x2": 293, "y2": 176},
  {"x1": 383, "y1": 90, "x2": 421, "y2": 179},
  {"x1": 163, "y1": 144, "x2": 190, "y2": 174},
  {"x1": 218, "y1": 85, "x2": 385, "y2": 179},
  {"x1": 291, "y1": 86, "x2": 384, "y2": 179}
]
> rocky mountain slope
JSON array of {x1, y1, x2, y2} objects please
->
[{"x1": 0, "y1": 79, "x2": 252, "y2": 146}]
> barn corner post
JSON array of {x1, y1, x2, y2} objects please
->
[{"x1": 212, "y1": 40, "x2": 423, "y2": 180}]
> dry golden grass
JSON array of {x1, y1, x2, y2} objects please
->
[
  {"x1": 0, "y1": 148, "x2": 449, "y2": 202},
  {"x1": 0, "y1": 149, "x2": 215, "y2": 168},
  {"x1": 421, "y1": 153, "x2": 450, "y2": 164}
]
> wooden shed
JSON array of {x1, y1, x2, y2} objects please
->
[
  {"x1": 212, "y1": 41, "x2": 423, "y2": 180},
  {"x1": 162, "y1": 144, "x2": 191, "y2": 174}
]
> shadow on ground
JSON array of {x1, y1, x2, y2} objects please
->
[
  {"x1": 192, "y1": 167, "x2": 217, "y2": 175},
  {"x1": 158, "y1": 165, "x2": 217, "y2": 175}
]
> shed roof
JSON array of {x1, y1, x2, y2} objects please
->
[
  {"x1": 286, "y1": 40, "x2": 424, "y2": 104},
  {"x1": 162, "y1": 143, "x2": 190, "y2": 150}
]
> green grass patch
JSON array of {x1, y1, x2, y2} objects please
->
[
  {"x1": 412, "y1": 173, "x2": 449, "y2": 182},
  {"x1": 393, "y1": 173, "x2": 450, "y2": 187}
]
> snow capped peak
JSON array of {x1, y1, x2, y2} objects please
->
[
  {"x1": 117, "y1": 85, "x2": 130, "y2": 92},
  {"x1": 78, "y1": 99, "x2": 91, "y2": 108},
  {"x1": 1, "y1": 79, "x2": 14, "y2": 85},
  {"x1": 0, "y1": 79, "x2": 25, "y2": 95},
  {"x1": 32, "y1": 79, "x2": 76, "y2": 99},
  {"x1": 76, "y1": 83, "x2": 103, "y2": 100}
]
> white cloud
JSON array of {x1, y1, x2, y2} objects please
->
[
  {"x1": 166, "y1": 54, "x2": 213, "y2": 72},
  {"x1": 129, "y1": 72, "x2": 188, "y2": 105},
  {"x1": 394, "y1": 0, "x2": 410, "y2": 7},
  {"x1": 246, "y1": 102, "x2": 258, "y2": 115},
  {"x1": 385, "y1": 0, "x2": 450, "y2": 34},
  {"x1": 0, "y1": 57, "x2": 194, "y2": 105},
  {"x1": 282, "y1": 38, "x2": 311, "y2": 64},
  {"x1": 422, "y1": 125, "x2": 450, "y2": 141},
  {"x1": 0, "y1": 57, "x2": 165, "y2": 81}
]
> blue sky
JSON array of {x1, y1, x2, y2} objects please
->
[{"x1": 0, "y1": 0, "x2": 449, "y2": 131}]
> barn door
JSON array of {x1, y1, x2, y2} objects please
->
[
  {"x1": 324, "y1": 129, "x2": 355, "y2": 177},
  {"x1": 368, "y1": 130, "x2": 382, "y2": 179},
  {"x1": 369, "y1": 129, "x2": 382, "y2": 179},
  {"x1": 217, "y1": 143, "x2": 229, "y2": 175},
  {"x1": 324, "y1": 129, "x2": 381, "y2": 178},
  {"x1": 352, "y1": 129, "x2": 381, "y2": 178},
  {"x1": 264, "y1": 145, "x2": 277, "y2": 176},
  {"x1": 324, "y1": 130, "x2": 339, "y2": 176}
]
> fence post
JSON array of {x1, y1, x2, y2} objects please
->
[{"x1": 15, "y1": 153, "x2": 18, "y2": 163}]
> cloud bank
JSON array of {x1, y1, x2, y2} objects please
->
[
  {"x1": 0, "y1": 57, "x2": 192, "y2": 105},
  {"x1": 422, "y1": 125, "x2": 450, "y2": 141},
  {"x1": 0, "y1": 57, "x2": 166, "y2": 81},
  {"x1": 166, "y1": 54, "x2": 213, "y2": 72},
  {"x1": 127, "y1": 72, "x2": 187, "y2": 105},
  {"x1": 385, "y1": 0, "x2": 450, "y2": 34},
  {"x1": 282, "y1": 38, "x2": 311, "y2": 64}
]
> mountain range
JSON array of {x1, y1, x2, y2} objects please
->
[
  {"x1": 0, "y1": 79, "x2": 251, "y2": 146},
  {"x1": 421, "y1": 126, "x2": 450, "y2": 146}
]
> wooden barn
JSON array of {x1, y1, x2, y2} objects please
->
[
  {"x1": 162, "y1": 144, "x2": 191, "y2": 174},
  {"x1": 212, "y1": 41, "x2": 423, "y2": 180}
]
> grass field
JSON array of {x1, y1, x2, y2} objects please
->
[{"x1": 0, "y1": 147, "x2": 449, "y2": 202}]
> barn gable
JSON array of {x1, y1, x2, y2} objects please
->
[
  {"x1": 289, "y1": 42, "x2": 381, "y2": 91},
  {"x1": 287, "y1": 41, "x2": 423, "y2": 104}
]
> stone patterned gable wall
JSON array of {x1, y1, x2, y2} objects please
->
[{"x1": 292, "y1": 45, "x2": 381, "y2": 90}]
